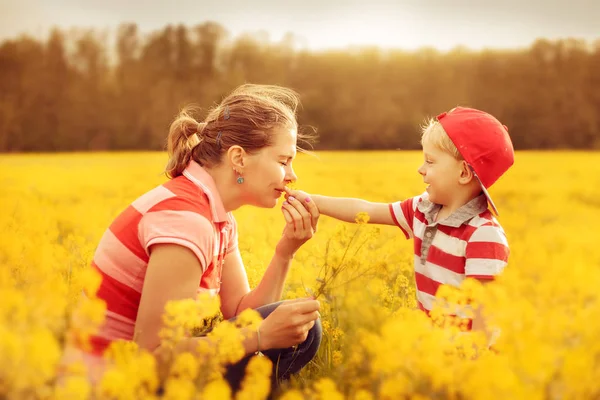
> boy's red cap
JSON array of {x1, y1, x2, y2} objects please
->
[{"x1": 436, "y1": 107, "x2": 514, "y2": 215}]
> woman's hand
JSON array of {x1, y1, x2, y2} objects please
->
[
  {"x1": 258, "y1": 297, "x2": 321, "y2": 350},
  {"x1": 275, "y1": 187, "x2": 320, "y2": 258}
]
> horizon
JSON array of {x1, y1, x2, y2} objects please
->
[{"x1": 1, "y1": 0, "x2": 598, "y2": 51}]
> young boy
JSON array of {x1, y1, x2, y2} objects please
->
[{"x1": 286, "y1": 107, "x2": 514, "y2": 343}]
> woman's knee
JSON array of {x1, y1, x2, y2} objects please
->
[
  {"x1": 254, "y1": 301, "x2": 284, "y2": 320},
  {"x1": 245, "y1": 301, "x2": 322, "y2": 357},
  {"x1": 273, "y1": 316, "x2": 323, "y2": 381}
]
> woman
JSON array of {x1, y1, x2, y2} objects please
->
[{"x1": 70, "y1": 84, "x2": 322, "y2": 393}]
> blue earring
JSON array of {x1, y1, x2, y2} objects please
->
[{"x1": 234, "y1": 168, "x2": 244, "y2": 184}]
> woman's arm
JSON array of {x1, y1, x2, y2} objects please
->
[
  {"x1": 133, "y1": 244, "x2": 262, "y2": 378},
  {"x1": 135, "y1": 243, "x2": 321, "y2": 380},
  {"x1": 221, "y1": 190, "x2": 320, "y2": 316},
  {"x1": 219, "y1": 249, "x2": 294, "y2": 319}
]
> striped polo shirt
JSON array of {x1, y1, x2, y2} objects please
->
[
  {"x1": 87, "y1": 160, "x2": 238, "y2": 354},
  {"x1": 389, "y1": 192, "x2": 509, "y2": 324}
]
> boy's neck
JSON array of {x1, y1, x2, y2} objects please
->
[{"x1": 435, "y1": 189, "x2": 482, "y2": 222}]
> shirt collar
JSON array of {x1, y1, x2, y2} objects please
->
[
  {"x1": 417, "y1": 192, "x2": 488, "y2": 227},
  {"x1": 182, "y1": 161, "x2": 228, "y2": 223}
]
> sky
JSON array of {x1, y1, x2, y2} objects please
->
[{"x1": 0, "y1": 0, "x2": 598, "y2": 51}]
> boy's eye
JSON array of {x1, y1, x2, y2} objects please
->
[{"x1": 425, "y1": 160, "x2": 433, "y2": 164}]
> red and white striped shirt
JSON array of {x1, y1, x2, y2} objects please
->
[
  {"x1": 389, "y1": 192, "x2": 509, "y2": 324},
  {"x1": 87, "y1": 160, "x2": 238, "y2": 354}
]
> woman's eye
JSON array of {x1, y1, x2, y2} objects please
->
[{"x1": 280, "y1": 162, "x2": 288, "y2": 166}]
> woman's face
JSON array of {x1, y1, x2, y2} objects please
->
[{"x1": 241, "y1": 126, "x2": 298, "y2": 208}]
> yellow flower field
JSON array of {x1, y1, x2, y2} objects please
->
[{"x1": 1, "y1": 151, "x2": 599, "y2": 399}]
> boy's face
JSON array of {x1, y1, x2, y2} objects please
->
[{"x1": 417, "y1": 141, "x2": 464, "y2": 206}]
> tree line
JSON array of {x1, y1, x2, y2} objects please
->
[{"x1": 0, "y1": 22, "x2": 599, "y2": 152}]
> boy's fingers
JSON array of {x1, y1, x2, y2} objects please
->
[{"x1": 284, "y1": 187, "x2": 305, "y2": 201}]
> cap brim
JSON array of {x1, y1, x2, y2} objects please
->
[
  {"x1": 470, "y1": 167, "x2": 499, "y2": 216},
  {"x1": 480, "y1": 184, "x2": 499, "y2": 216}
]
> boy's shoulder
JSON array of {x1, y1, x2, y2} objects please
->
[{"x1": 465, "y1": 211, "x2": 509, "y2": 248}]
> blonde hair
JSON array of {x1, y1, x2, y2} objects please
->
[
  {"x1": 420, "y1": 118, "x2": 463, "y2": 160},
  {"x1": 165, "y1": 84, "x2": 314, "y2": 178}
]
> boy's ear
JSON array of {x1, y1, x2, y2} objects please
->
[{"x1": 458, "y1": 160, "x2": 475, "y2": 184}]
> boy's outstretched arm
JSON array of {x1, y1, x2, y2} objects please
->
[
  {"x1": 284, "y1": 188, "x2": 396, "y2": 226},
  {"x1": 312, "y1": 195, "x2": 396, "y2": 225}
]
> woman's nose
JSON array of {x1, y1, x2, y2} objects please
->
[{"x1": 286, "y1": 166, "x2": 298, "y2": 183}]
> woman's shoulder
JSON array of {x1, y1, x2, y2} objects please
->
[
  {"x1": 163, "y1": 175, "x2": 209, "y2": 201},
  {"x1": 132, "y1": 177, "x2": 211, "y2": 219}
]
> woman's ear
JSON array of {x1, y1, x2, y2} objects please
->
[
  {"x1": 227, "y1": 145, "x2": 246, "y2": 171},
  {"x1": 458, "y1": 160, "x2": 475, "y2": 185}
]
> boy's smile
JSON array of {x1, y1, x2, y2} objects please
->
[{"x1": 418, "y1": 142, "x2": 463, "y2": 206}]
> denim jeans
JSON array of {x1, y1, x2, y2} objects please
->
[{"x1": 224, "y1": 301, "x2": 323, "y2": 394}]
